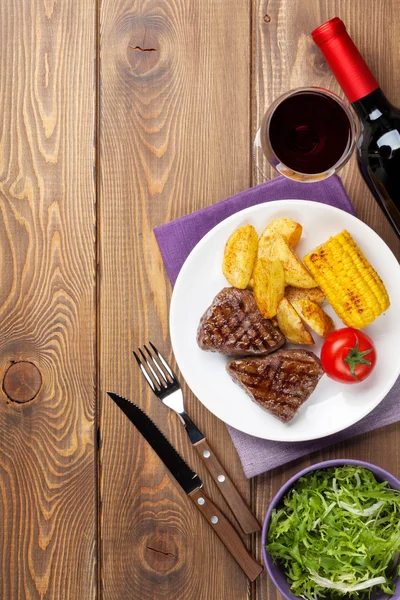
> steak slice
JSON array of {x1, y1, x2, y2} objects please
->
[
  {"x1": 197, "y1": 287, "x2": 285, "y2": 356},
  {"x1": 227, "y1": 349, "x2": 324, "y2": 422}
]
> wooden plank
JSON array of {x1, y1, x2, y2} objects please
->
[
  {"x1": 252, "y1": 2, "x2": 400, "y2": 599},
  {"x1": 98, "y1": 0, "x2": 253, "y2": 598},
  {"x1": 0, "y1": 0, "x2": 97, "y2": 599}
]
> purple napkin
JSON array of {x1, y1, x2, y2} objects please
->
[{"x1": 154, "y1": 175, "x2": 400, "y2": 478}]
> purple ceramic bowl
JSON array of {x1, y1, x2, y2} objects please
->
[{"x1": 262, "y1": 459, "x2": 400, "y2": 600}]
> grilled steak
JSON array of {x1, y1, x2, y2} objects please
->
[
  {"x1": 227, "y1": 349, "x2": 324, "y2": 422},
  {"x1": 197, "y1": 287, "x2": 285, "y2": 356}
]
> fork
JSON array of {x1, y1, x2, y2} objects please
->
[{"x1": 133, "y1": 342, "x2": 261, "y2": 535}]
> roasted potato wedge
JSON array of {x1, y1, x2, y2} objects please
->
[
  {"x1": 285, "y1": 286, "x2": 325, "y2": 305},
  {"x1": 265, "y1": 235, "x2": 317, "y2": 288},
  {"x1": 259, "y1": 217, "x2": 303, "y2": 249},
  {"x1": 222, "y1": 225, "x2": 258, "y2": 289},
  {"x1": 258, "y1": 231, "x2": 276, "y2": 259},
  {"x1": 291, "y1": 299, "x2": 335, "y2": 338},
  {"x1": 276, "y1": 298, "x2": 314, "y2": 345},
  {"x1": 253, "y1": 258, "x2": 285, "y2": 319}
]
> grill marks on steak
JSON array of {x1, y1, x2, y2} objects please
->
[
  {"x1": 197, "y1": 288, "x2": 285, "y2": 356},
  {"x1": 227, "y1": 350, "x2": 324, "y2": 422},
  {"x1": 197, "y1": 290, "x2": 324, "y2": 421}
]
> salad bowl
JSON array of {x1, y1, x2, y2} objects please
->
[{"x1": 262, "y1": 459, "x2": 400, "y2": 600}]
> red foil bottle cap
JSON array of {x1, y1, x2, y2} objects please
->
[{"x1": 312, "y1": 17, "x2": 379, "y2": 103}]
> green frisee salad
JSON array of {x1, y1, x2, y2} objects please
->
[{"x1": 267, "y1": 466, "x2": 400, "y2": 599}]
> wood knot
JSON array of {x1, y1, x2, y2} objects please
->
[
  {"x1": 3, "y1": 361, "x2": 42, "y2": 403},
  {"x1": 143, "y1": 533, "x2": 180, "y2": 573},
  {"x1": 263, "y1": 14, "x2": 271, "y2": 23},
  {"x1": 129, "y1": 46, "x2": 158, "y2": 53},
  {"x1": 126, "y1": 38, "x2": 160, "y2": 74}
]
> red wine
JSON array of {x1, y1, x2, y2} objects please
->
[
  {"x1": 268, "y1": 91, "x2": 352, "y2": 175},
  {"x1": 313, "y1": 17, "x2": 400, "y2": 239}
]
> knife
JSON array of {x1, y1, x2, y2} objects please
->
[{"x1": 107, "y1": 392, "x2": 263, "y2": 582}]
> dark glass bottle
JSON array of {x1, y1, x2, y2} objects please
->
[{"x1": 312, "y1": 18, "x2": 400, "y2": 238}]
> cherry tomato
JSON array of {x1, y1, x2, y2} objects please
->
[{"x1": 321, "y1": 328, "x2": 376, "y2": 384}]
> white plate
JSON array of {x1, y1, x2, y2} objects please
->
[{"x1": 170, "y1": 200, "x2": 400, "y2": 441}]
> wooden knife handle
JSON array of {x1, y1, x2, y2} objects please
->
[
  {"x1": 188, "y1": 487, "x2": 263, "y2": 582},
  {"x1": 193, "y1": 438, "x2": 261, "y2": 534}
]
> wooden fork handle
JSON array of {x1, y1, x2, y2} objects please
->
[
  {"x1": 188, "y1": 487, "x2": 263, "y2": 582},
  {"x1": 193, "y1": 438, "x2": 261, "y2": 534}
]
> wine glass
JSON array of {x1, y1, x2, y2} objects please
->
[{"x1": 254, "y1": 87, "x2": 358, "y2": 182}]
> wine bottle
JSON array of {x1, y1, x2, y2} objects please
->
[{"x1": 312, "y1": 17, "x2": 400, "y2": 239}]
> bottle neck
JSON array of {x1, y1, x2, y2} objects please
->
[
  {"x1": 312, "y1": 18, "x2": 379, "y2": 103},
  {"x1": 352, "y1": 88, "x2": 392, "y2": 120}
]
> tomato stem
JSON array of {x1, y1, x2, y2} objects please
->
[{"x1": 343, "y1": 335, "x2": 373, "y2": 380}]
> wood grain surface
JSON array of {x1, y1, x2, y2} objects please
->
[
  {"x1": 0, "y1": 0, "x2": 97, "y2": 599},
  {"x1": 98, "y1": 0, "x2": 252, "y2": 599},
  {"x1": 1, "y1": 0, "x2": 400, "y2": 598}
]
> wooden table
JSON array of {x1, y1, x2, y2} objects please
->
[{"x1": 1, "y1": 1, "x2": 399, "y2": 598}]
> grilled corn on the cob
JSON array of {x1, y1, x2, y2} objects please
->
[{"x1": 303, "y1": 230, "x2": 390, "y2": 329}]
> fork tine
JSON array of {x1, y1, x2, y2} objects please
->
[
  {"x1": 143, "y1": 344, "x2": 170, "y2": 383},
  {"x1": 138, "y1": 348, "x2": 164, "y2": 387},
  {"x1": 149, "y1": 342, "x2": 175, "y2": 380},
  {"x1": 133, "y1": 350, "x2": 158, "y2": 392}
]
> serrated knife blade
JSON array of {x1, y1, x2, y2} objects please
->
[{"x1": 107, "y1": 392, "x2": 202, "y2": 494}]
